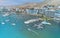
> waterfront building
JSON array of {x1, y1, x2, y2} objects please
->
[
  {"x1": 1, "y1": 7, "x2": 9, "y2": 12},
  {"x1": 34, "y1": 7, "x2": 40, "y2": 14},
  {"x1": 55, "y1": 13, "x2": 60, "y2": 18},
  {"x1": 26, "y1": 8, "x2": 38, "y2": 14},
  {"x1": 15, "y1": 8, "x2": 20, "y2": 13},
  {"x1": 15, "y1": 8, "x2": 19, "y2": 11},
  {"x1": 44, "y1": 9, "x2": 55, "y2": 18},
  {"x1": 54, "y1": 13, "x2": 60, "y2": 21},
  {"x1": 38, "y1": 8, "x2": 46, "y2": 15}
]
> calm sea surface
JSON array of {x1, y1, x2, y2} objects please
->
[{"x1": 0, "y1": 12, "x2": 60, "y2": 38}]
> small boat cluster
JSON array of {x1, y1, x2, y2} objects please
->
[{"x1": 24, "y1": 18, "x2": 51, "y2": 30}]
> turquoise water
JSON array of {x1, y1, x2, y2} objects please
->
[{"x1": 0, "y1": 12, "x2": 60, "y2": 38}]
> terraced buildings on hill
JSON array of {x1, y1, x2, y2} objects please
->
[{"x1": 0, "y1": 0, "x2": 60, "y2": 20}]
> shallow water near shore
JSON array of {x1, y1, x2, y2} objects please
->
[{"x1": 0, "y1": 12, "x2": 60, "y2": 38}]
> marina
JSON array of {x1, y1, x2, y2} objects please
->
[
  {"x1": 0, "y1": 0, "x2": 60, "y2": 38},
  {"x1": 0, "y1": 9, "x2": 60, "y2": 38}
]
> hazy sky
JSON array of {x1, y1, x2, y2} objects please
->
[{"x1": 0, "y1": 0, "x2": 44, "y2": 6}]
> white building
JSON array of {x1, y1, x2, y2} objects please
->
[
  {"x1": 45, "y1": 10, "x2": 55, "y2": 17},
  {"x1": 26, "y1": 8, "x2": 38, "y2": 14},
  {"x1": 54, "y1": 13, "x2": 60, "y2": 21}
]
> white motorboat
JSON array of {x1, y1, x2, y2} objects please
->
[
  {"x1": 41, "y1": 21, "x2": 51, "y2": 25},
  {"x1": 24, "y1": 18, "x2": 42, "y2": 24}
]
